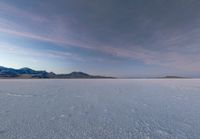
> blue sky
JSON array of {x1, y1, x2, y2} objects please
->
[{"x1": 0, "y1": 0, "x2": 200, "y2": 77}]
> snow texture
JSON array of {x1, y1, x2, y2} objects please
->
[{"x1": 0, "y1": 79, "x2": 200, "y2": 139}]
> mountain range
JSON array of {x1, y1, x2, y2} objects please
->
[{"x1": 0, "y1": 66, "x2": 113, "y2": 79}]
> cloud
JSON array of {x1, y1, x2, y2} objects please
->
[
  {"x1": 1, "y1": 20, "x2": 200, "y2": 73},
  {"x1": 1, "y1": 1, "x2": 200, "y2": 74},
  {"x1": 0, "y1": 2, "x2": 94, "y2": 50},
  {"x1": 0, "y1": 41, "x2": 82, "y2": 61},
  {"x1": 0, "y1": 1, "x2": 47, "y2": 22}
]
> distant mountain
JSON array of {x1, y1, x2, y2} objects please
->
[
  {"x1": 162, "y1": 76, "x2": 185, "y2": 78},
  {"x1": 0, "y1": 66, "x2": 113, "y2": 79},
  {"x1": 57, "y1": 71, "x2": 113, "y2": 79},
  {"x1": 0, "y1": 66, "x2": 55, "y2": 78}
]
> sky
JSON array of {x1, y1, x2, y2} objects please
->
[{"x1": 0, "y1": 0, "x2": 200, "y2": 77}]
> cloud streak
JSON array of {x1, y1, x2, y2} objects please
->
[{"x1": 0, "y1": 1, "x2": 47, "y2": 22}]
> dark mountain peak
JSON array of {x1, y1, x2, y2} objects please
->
[
  {"x1": 19, "y1": 67, "x2": 35, "y2": 73},
  {"x1": 69, "y1": 71, "x2": 89, "y2": 76},
  {"x1": 20, "y1": 67, "x2": 33, "y2": 70},
  {"x1": 0, "y1": 66, "x2": 6, "y2": 71},
  {"x1": 58, "y1": 71, "x2": 91, "y2": 78},
  {"x1": 70, "y1": 71, "x2": 87, "y2": 74},
  {"x1": 0, "y1": 66, "x2": 6, "y2": 69},
  {"x1": 164, "y1": 76, "x2": 184, "y2": 78}
]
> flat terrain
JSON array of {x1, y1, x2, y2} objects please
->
[{"x1": 0, "y1": 79, "x2": 200, "y2": 139}]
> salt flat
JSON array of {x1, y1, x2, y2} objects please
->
[{"x1": 0, "y1": 79, "x2": 200, "y2": 139}]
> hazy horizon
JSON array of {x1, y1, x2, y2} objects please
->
[{"x1": 1, "y1": 0, "x2": 200, "y2": 77}]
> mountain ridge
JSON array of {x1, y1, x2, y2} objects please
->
[{"x1": 0, "y1": 66, "x2": 113, "y2": 79}]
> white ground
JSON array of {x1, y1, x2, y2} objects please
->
[{"x1": 0, "y1": 79, "x2": 200, "y2": 139}]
